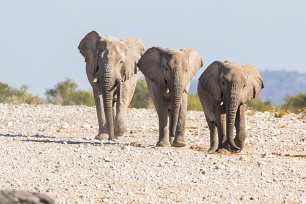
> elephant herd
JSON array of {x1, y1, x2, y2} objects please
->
[{"x1": 78, "y1": 31, "x2": 264, "y2": 154}]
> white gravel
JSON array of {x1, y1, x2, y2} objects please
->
[{"x1": 0, "y1": 104, "x2": 305, "y2": 203}]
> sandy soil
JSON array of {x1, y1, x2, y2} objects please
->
[{"x1": 0, "y1": 104, "x2": 305, "y2": 203}]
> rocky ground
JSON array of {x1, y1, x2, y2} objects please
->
[{"x1": 0, "y1": 103, "x2": 305, "y2": 203}]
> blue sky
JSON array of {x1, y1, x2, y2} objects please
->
[{"x1": 0, "y1": 1, "x2": 305, "y2": 97}]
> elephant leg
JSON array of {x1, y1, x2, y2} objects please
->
[
  {"x1": 155, "y1": 97, "x2": 170, "y2": 146},
  {"x1": 234, "y1": 105, "x2": 246, "y2": 152},
  {"x1": 156, "y1": 107, "x2": 170, "y2": 147},
  {"x1": 146, "y1": 79, "x2": 171, "y2": 147},
  {"x1": 217, "y1": 112, "x2": 227, "y2": 149},
  {"x1": 114, "y1": 84, "x2": 128, "y2": 137},
  {"x1": 173, "y1": 92, "x2": 187, "y2": 147},
  {"x1": 206, "y1": 116, "x2": 218, "y2": 153},
  {"x1": 92, "y1": 85, "x2": 108, "y2": 140}
]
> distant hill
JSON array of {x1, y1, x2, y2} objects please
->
[{"x1": 189, "y1": 70, "x2": 306, "y2": 105}]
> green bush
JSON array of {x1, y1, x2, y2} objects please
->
[
  {"x1": 282, "y1": 93, "x2": 306, "y2": 112},
  {"x1": 187, "y1": 94, "x2": 202, "y2": 111},
  {"x1": 130, "y1": 79, "x2": 153, "y2": 108},
  {"x1": 0, "y1": 82, "x2": 43, "y2": 104},
  {"x1": 45, "y1": 78, "x2": 94, "y2": 106},
  {"x1": 247, "y1": 98, "x2": 272, "y2": 112}
]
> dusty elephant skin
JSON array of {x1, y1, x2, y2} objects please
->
[
  {"x1": 137, "y1": 47, "x2": 203, "y2": 147},
  {"x1": 198, "y1": 61, "x2": 264, "y2": 153},
  {"x1": 78, "y1": 31, "x2": 145, "y2": 141},
  {"x1": 0, "y1": 190, "x2": 55, "y2": 204}
]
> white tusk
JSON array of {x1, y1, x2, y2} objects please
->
[
  {"x1": 220, "y1": 101, "x2": 223, "y2": 106},
  {"x1": 166, "y1": 88, "x2": 169, "y2": 93},
  {"x1": 93, "y1": 78, "x2": 98, "y2": 83}
]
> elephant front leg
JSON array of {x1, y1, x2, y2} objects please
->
[
  {"x1": 156, "y1": 107, "x2": 171, "y2": 147},
  {"x1": 206, "y1": 116, "x2": 218, "y2": 153},
  {"x1": 114, "y1": 82, "x2": 135, "y2": 137},
  {"x1": 216, "y1": 112, "x2": 227, "y2": 150},
  {"x1": 92, "y1": 86, "x2": 108, "y2": 140},
  {"x1": 234, "y1": 105, "x2": 246, "y2": 152},
  {"x1": 173, "y1": 93, "x2": 187, "y2": 147}
]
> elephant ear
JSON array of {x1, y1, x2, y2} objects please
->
[
  {"x1": 78, "y1": 31, "x2": 101, "y2": 62},
  {"x1": 121, "y1": 38, "x2": 145, "y2": 82},
  {"x1": 198, "y1": 61, "x2": 224, "y2": 102},
  {"x1": 182, "y1": 48, "x2": 203, "y2": 84},
  {"x1": 137, "y1": 47, "x2": 166, "y2": 88},
  {"x1": 242, "y1": 64, "x2": 264, "y2": 103},
  {"x1": 78, "y1": 31, "x2": 105, "y2": 80}
]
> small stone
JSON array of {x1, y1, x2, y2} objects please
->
[
  {"x1": 6, "y1": 121, "x2": 13, "y2": 127},
  {"x1": 261, "y1": 152, "x2": 276, "y2": 158},
  {"x1": 239, "y1": 156, "x2": 246, "y2": 161},
  {"x1": 82, "y1": 123, "x2": 91, "y2": 129},
  {"x1": 257, "y1": 161, "x2": 265, "y2": 167},
  {"x1": 103, "y1": 158, "x2": 111, "y2": 162},
  {"x1": 215, "y1": 164, "x2": 226, "y2": 170},
  {"x1": 60, "y1": 123, "x2": 69, "y2": 129}
]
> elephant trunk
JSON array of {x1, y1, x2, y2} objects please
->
[
  {"x1": 226, "y1": 86, "x2": 240, "y2": 151},
  {"x1": 101, "y1": 68, "x2": 115, "y2": 140},
  {"x1": 169, "y1": 75, "x2": 183, "y2": 138}
]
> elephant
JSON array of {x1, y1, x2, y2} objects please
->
[
  {"x1": 78, "y1": 31, "x2": 145, "y2": 140},
  {"x1": 137, "y1": 47, "x2": 203, "y2": 147},
  {"x1": 197, "y1": 61, "x2": 264, "y2": 153}
]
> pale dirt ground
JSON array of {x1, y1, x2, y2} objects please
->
[{"x1": 0, "y1": 104, "x2": 305, "y2": 204}]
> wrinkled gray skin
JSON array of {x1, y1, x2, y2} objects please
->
[
  {"x1": 78, "y1": 31, "x2": 145, "y2": 140},
  {"x1": 0, "y1": 190, "x2": 55, "y2": 204},
  {"x1": 137, "y1": 47, "x2": 203, "y2": 147},
  {"x1": 198, "y1": 61, "x2": 264, "y2": 153}
]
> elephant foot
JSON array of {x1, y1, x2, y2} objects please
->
[
  {"x1": 156, "y1": 140, "x2": 171, "y2": 147},
  {"x1": 234, "y1": 138, "x2": 245, "y2": 152},
  {"x1": 114, "y1": 124, "x2": 127, "y2": 137},
  {"x1": 219, "y1": 142, "x2": 240, "y2": 153},
  {"x1": 114, "y1": 128, "x2": 125, "y2": 137},
  {"x1": 172, "y1": 142, "x2": 186, "y2": 147},
  {"x1": 172, "y1": 138, "x2": 186, "y2": 147},
  {"x1": 172, "y1": 135, "x2": 186, "y2": 147},
  {"x1": 207, "y1": 146, "x2": 218, "y2": 154},
  {"x1": 216, "y1": 148, "x2": 232, "y2": 155},
  {"x1": 95, "y1": 133, "x2": 109, "y2": 140}
]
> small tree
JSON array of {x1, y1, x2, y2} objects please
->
[
  {"x1": 45, "y1": 78, "x2": 94, "y2": 106},
  {"x1": 0, "y1": 82, "x2": 43, "y2": 104}
]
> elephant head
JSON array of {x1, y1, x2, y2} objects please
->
[
  {"x1": 200, "y1": 61, "x2": 264, "y2": 150},
  {"x1": 78, "y1": 31, "x2": 145, "y2": 140},
  {"x1": 137, "y1": 47, "x2": 203, "y2": 138}
]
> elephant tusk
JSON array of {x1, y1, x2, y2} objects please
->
[
  {"x1": 166, "y1": 88, "x2": 169, "y2": 93},
  {"x1": 220, "y1": 101, "x2": 223, "y2": 106},
  {"x1": 93, "y1": 78, "x2": 98, "y2": 83}
]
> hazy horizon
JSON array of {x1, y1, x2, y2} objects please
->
[{"x1": 0, "y1": 1, "x2": 305, "y2": 96}]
